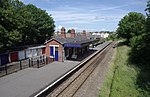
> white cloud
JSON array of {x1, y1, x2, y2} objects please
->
[
  {"x1": 100, "y1": 28, "x2": 110, "y2": 31},
  {"x1": 55, "y1": 25, "x2": 78, "y2": 32},
  {"x1": 57, "y1": 25, "x2": 63, "y2": 30},
  {"x1": 47, "y1": 6, "x2": 125, "y2": 25},
  {"x1": 19, "y1": 0, "x2": 145, "y2": 31}
]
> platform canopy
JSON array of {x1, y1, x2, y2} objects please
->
[{"x1": 64, "y1": 44, "x2": 81, "y2": 47}]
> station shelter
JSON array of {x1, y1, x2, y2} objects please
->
[
  {"x1": 45, "y1": 27, "x2": 96, "y2": 63},
  {"x1": 0, "y1": 45, "x2": 46, "y2": 66}
]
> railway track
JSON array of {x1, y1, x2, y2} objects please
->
[{"x1": 34, "y1": 42, "x2": 114, "y2": 97}]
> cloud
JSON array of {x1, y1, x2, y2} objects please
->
[
  {"x1": 55, "y1": 25, "x2": 78, "y2": 31},
  {"x1": 131, "y1": 0, "x2": 147, "y2": 6},
  {"x1": 19, "y1": 0, "x2": 145, "y2": 31},
  {"x1": 57, "y1": 25, "x2": 63, "y2": 29},
  {"x1": 43, "y1": 1, "x2": 133, "y2": 32},
  {"x1": 100, "y1": 28, "x2": 112, "y2": 31},
  {"x1": 99, "y1": 4, "x2": 131, "y2": 11},
  {"x1": 46, "y1": 5, "x2": 126, "y2": 25}
]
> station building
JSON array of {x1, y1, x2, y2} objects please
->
[
  {"x1": 0, "y1": 27, "x2": 96, "y2": 65},
  {"x1": 45, "y1": 27, "x2": 96, "y2": 62}
]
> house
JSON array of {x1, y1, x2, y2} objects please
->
[{"x1": 91, "y1": 32, "x2": 109, "y2": 38}]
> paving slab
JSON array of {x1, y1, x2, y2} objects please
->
[{"x1": 0, "y1": 61, "x2": 79, "y2": 97}]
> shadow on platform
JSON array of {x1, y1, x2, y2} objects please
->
[{"x1": 66, "y1": 49, "x2": 97, "y2": 62}]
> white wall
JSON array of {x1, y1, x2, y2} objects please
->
[
  {"x1": 18, "y1": 50, "x2": 25, "y2": 60},
  {"x1": 32, "y1": 49, "x2": 37, "y2": 57},
  {"x1": 25, "y1": 49, "x2": 31, "y2": 58}
]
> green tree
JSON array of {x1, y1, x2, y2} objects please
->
[
  {"x1": 0, "y1": 0, "x2": 55, "y2": 50},
  {"x1": 20, "y1": 4, "x2": 55, "y2": 44},
  {"x1": 0, "y1": 0, "x2": 24, "y2": 48},
  {"x1": 117, "y1": 12, "x2": 145, "y2": 44},
  {"x1": 130, "y1": 1, "x2": 150, "y2": 65},
  {"x1": 129, "y1": 1, "x2": 150, "y2": 93},
  {"x1": 67, "y1": 29, "x2": 71, "y2": 33}
]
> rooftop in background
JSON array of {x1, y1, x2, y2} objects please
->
[{"x1": 45, "y1": 27, "x2": 96, "y2": 46}]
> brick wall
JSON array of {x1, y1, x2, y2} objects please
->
[{"x1": 46, "y1": 39, "x2": 64, "y2": 62}]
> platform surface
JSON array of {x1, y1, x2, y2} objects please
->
[
  {"x1": 0, "y1": 42, "x2": 110, "y2": 97},
  {"x1": 0, "y1": 61, "x2": 79, "y2": 97}
]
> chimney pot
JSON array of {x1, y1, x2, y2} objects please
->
[
  {"x1": 71, "y1": 29, "x2": 76, "y2": 38},
  {"x1": 82, "y1": 30, "x2": 86, "y2": 36},
  {"x1": 61, "y1": 27, "x2": 66, "y2": 38}
]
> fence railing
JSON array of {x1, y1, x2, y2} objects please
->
[{"x1": 0, "y1": 55, "x2": 49, "y2": 78}]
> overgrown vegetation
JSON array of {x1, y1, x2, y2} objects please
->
[
  {"x1": 0, "y1": 0, "x2": 55, "y2": 51},
  {"x1": 110, "y1": 44, "x2": 140, "y2": 97},
  {"x1": 99, "y1": 42, "x2": 150, "y2": 97},
  {"x1": 100, "y1": 1, "x2": 150, "y2": 96},
  {"x1": 117, "y1": 1, "x2": 150, "y2": 64},
  {"x1": 106, "y1": 33, "x2": 118, "y2": 41},
  {"x1": 116, "y1": 0, "x2": 150, "y2": 95},
  {"x1": 99, "y1": 43, "x2": 117, "y2": 97}
]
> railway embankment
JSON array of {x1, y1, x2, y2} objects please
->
[{"x1": 99, "y1": 41, "x2": 150, "y2": 97}]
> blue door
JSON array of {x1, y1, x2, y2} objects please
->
[
  {"x1": 50, "y1": 46, "x2": 54, "y2": 57},
  {"x1": 0, "y1": 53, "x2": 9, "y2": 65},
  {"x1": 55, "y1": 47, "x2": 58, "y2": 61}
]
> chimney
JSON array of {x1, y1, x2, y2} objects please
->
[
  {"x1": 56, "y1": 31, "x2": 60, "y2": 36},
  {"x1": 71, "y1": 29, "x2": 76, "y2": 38},
  {"x1": 82, "y1": 30, "x2": 86, "y2": 36},
  {"x1": 61, "y1": 27, "x2": 66, "y2": 38}
]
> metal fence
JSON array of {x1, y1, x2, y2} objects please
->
[{"x1": 0, "y1": 55, "x2": 49, "y2": 78}]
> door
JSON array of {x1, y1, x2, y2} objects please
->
[
  {"x1": 50, "y1": 46, "x2": 54, "y2": 57},
  {"x1": 55, "y1": 47, "x2": 58, "y2": 61},
  {"x1": 10, "y1": 51, "x2": 18, "y2": 62},
  {"x1": 1, "y1": 53, "x2": 9, "y2": 65}
]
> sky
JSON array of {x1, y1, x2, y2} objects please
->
[{"x1": 21, "y1": 0, "x2": 147, "y2": 32}]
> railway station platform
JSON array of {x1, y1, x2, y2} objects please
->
[
  {"x1": 0, "y1": 61, "x2": 79, "y2": 97},
  {"x1": 0, "y1": 42, "x2": 110, "y2": 97}
]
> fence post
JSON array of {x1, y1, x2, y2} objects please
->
[
  {"x1": 43, "y1": 55, "x2": 45, "y2": 65},
  {"x1": 20, "y1": 60, "x2": 22, "y2": 70},
  {"x1": 5, "y1": 64, "x2": 7, "y2": 75},
  {"x1": 43, "y1": 55, "x2": 44, "y2": 62},
  {"x1": 45, "y1": 57, "x2": 48, "y2": 64},
  {"x1": 31, "y1": 58, "x2": 33, "y2": 66},
  {"x1": 37, "y1": 60, "x2": 39, "y2": 68},
  {"x1": 29, "y1": 59, "x2": 31, "y2": 67}
]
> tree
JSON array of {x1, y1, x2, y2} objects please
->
[
  {"x1": 0, "y1": 0, "x2": 24, "y2": 48},
  {"x1": 146, "y1": 0, "x2": 150, "y2": 32},
  {"x1": 0, "y1": 0, "x2": 55, "y2": 50},
  {"x1": 130, "y1": 1, "x2": 150, "y2": 65},
  {"x1": 67, "y1": 29, "x2": 71, "y2": 33},
  {"x1": 20, "y1": 4, "x2": 55, "y2": 44},
  {"x1": 117, "y1": 12, "x2": 145, "y2": 44},
  {"x1": 129, "y1": 1, "x2": 150, "y2": 93}
]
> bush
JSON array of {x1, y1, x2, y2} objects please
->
[{"x1": 129, "y1": 33, "x2": 150, "y2": 65}]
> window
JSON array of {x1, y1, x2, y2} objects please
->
[{"x1": 55, "y1": 47, "x2": 58, "y2": 51}]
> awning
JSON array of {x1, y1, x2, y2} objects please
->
[{"x1": 64, "y1": 44, "x2": 81, "y2": 47}]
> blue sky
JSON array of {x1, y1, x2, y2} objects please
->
[{"x1": 21, "y1": 0, "x2": 147, "y2": 32}]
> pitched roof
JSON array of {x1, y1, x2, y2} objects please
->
[{"x1": 45, "y1": 36, "x2": 95, "y2": 45}]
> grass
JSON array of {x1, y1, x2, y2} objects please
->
[
  {"x1": 98, "y1": 44, "x2": 117, "y2": 97},
  {"x1": 99, "y1": 42, "x2": 144, "y2": 97}
]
